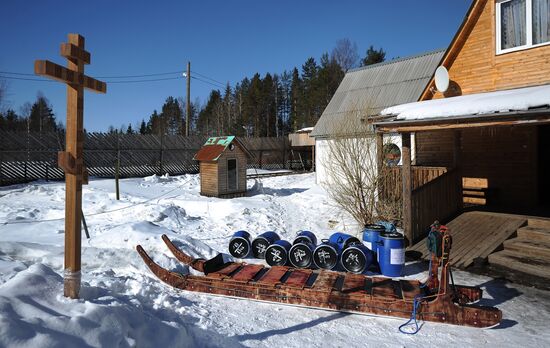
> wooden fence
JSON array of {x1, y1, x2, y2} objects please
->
[{"x1": 0, "y1": 131, "x2": 304, "y2": 186}]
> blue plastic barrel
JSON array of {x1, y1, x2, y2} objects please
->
[
  {"x1": 362, "y1": 224, "x2": 386, "y2": 253},
  {"x1": 378, "y1": 232, "x2": 405, "y2": 277},
  {"x1": 289, "y1": 240, "x2": 316, "y2": 268},
  {"x1": 252, "y1": 231, "x2": 280, "y2": 259},
  {"x1": 341, "y1": 242, "x2": 373, "y2": 274},
  {"x1": 293, "y1": 230, "x2": 317, "y2": 246},
  {"x1": 265, "y1": 240, "x2": 292, "y2": 266},
  {"x1": 328, "y1": 232, "x2": 361, "y2": 251},
  {"x1": 228, "y1": 230, "x2": 252, "y2": 258},
  {"x1": 313, "y1": 239, "x2": 341, "y2": 270}
]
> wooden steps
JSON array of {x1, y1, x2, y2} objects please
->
[
  {"x1": 488, "y1": 250, "x2": 550, "y2": 279},
  {"x1": 409, "y1": 211, "x2": 527, "y2": 268},
  {"x1": 488, "y1": 218, "x2": 550, "y2": 281}
]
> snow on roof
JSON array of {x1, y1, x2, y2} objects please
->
[
  {"x1": 296, "y1": 127, "x2": 314, "y2": 133},
  {"x1": 380, "y1": 84, "x2": 550, "y2": 120}
]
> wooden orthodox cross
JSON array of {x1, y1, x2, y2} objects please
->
[{"x1": 34, "y1": 34, "x2": 106, "y2": 299}]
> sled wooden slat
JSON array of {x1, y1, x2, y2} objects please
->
[
  {"x1": 371, "y1": 277, "x2": 400, "y2": 299},
  {"x1": 284, "y1": 269, "x2": 312, "y2": 289},
  {"x1": 400, "y1": 280, "x2": 422, "y2": 300},
  {"x1": 341, "y1": 273, "x2": 366, "y2": 294},
  {"x1": 210, "y1": 263, "x2": 241, "y2": 278},
  {"x1": 311, "y1": 271, "x2": 339, "y2": 292},
  {"x1": 256, "y1": 266, "x2": 288, "y2": 286},
  {"x1": 232, "y1": 264, "x2": 264, "y2": 282}
]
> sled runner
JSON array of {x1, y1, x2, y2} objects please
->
[{"x1": 137, "y1": 232, "x2": 502, "y2": 328}]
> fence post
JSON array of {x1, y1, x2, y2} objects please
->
[
  {"x1": 115, "y1": 134, "x2": 120, "y2": 200},
  {"x1": 159, "y1": 134, "x2": 164, "y2": 176}
]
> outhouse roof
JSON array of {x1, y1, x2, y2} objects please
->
[{"x1": 193, "y1": 136, "x2": 252, "y2": 162}]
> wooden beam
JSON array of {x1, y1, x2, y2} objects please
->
[
  {"x1": 34, "y1": 60, "x2": 106, "y2": 93},
  {"x1": 402, "y1": 133, "x2": 412, "y2": 246},
  {"x1": 376, "y1": 117, "x2": 550, "y2": 133},
  {"x1": 60, "y1": 43, "x2": 91, "y2": 65}
]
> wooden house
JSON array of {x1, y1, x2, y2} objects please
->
[
  {"x1": 193, "y1": 136, "x2": 252, "y2": 198},
  {"x1": 374, "y1": 0, "x2": 550, "y2": 281}
]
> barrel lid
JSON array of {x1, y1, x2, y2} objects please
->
[
  {"x1": 289, "y1": 243, "x2": 313, "y2": 268},
  {"x1": 229, "y1": 236, "x2": 250, "y2": 258},
  {"x1": 341, "y1": 247, "x2": 367, "y2": 273},
  {"x1": 380, "y1": 232, "x2": 404, "y2": 240},
  {"x1": 313, "y1": 244, "x2": 339, "y2": 269},
  {"x1": 364, "y1": 224, "x2": 386, "y2": 231},
  {"x1": 265, "y1": 244, "x2": 288, "y2": 266},
  {"x1": 252, "y1": 237, "x2": 271, "y2": 258}
]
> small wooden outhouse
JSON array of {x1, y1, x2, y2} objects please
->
[{"x1": 193, "y1": 136, "x2": 252, "y2": 198}]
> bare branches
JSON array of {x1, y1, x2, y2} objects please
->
[{"x1": 322, "y1": 114, "x2": 401, "y2": 228}]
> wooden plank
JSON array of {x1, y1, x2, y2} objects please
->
[
  {"x1": 231, "y1": 264, "x2": 264, "y2": 282},
  {"x1": 402, "y1": 133, "x2": 412, "y2": 244},
  {"x1": 34, "y1": 60, "x2": 106, "y2": 93},
  {"x1": 371, "y1": 277, "x2": 400, "y2": 299},
  {"x1": 341, "y1": 273, "x2": 366, "y2": 294},
  {"x1": 60, "y1": 42, "x2": 90, "y2": 64},
  {"x1": 311, "y1": 271, "x2": 339, "y2": 292},
  {"x1": 214, "y1": 263, "x2": 241, "y2": 277},
  {"x1": 284, "y1": 269, "x2": 313, "y2": 289},
  {"x1": 256, "y1": 266, "x2": 288, "y2": 286}
]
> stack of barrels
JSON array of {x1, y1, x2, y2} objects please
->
[{"x1": 228, "y1": 224, "x2": 405, "y2": 277}]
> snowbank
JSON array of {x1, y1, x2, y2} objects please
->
[{"x1": 0, "y1": 173, "x2": 549, "y2": 347}]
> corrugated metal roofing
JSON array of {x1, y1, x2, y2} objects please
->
[
  {"x1": 193, "y1": 136, "x2": 236, "y2": 161},
  {"x1": 194, "y1": 136, "x2": 254, "y2": 161},
  {"x1": 311, "y1": 49, "x2": 445, "y2": 138}
]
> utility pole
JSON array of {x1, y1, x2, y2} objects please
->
[{"x1": 186, "y1": 61, "x2": 191, "y2": 136}]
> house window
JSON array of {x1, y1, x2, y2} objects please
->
[{"x1": 497, "y1": 0, "x2": 550, "y2": 54}]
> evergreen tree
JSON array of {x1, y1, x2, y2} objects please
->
[
  {"x1": 139, "y1": 119, "x2": 147, "y2": 134},
  {"x1": 289, "y1": 67, "x2": 302, "y2": 132},
  {"x1": 361, "y1": 45, "x2": 386, "y2": 66},
  {"x1": 126, "y1": 123, "x2": 134, "y2": 134},
  {"x1": 29, "y1": 95, "x2": 57, "y2": 132},
  {"x1": 160, "y1": 96, "x2": 183, "y2": 135}
]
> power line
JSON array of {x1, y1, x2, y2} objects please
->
[
  {"x1": 1, "y1": 70, "x2": 184, "y2": 79},
  {"x1": 191, "y1": 75, "x2": 225, "y2": 88},
  {"x1": 191, "y1": 70, "x2": 226, "y2": 86},
  {"x1": 0, "y1": 74, "x2": 182, "y2": 84}
]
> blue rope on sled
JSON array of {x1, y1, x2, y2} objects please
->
[{"x1": 399, "y1": 294, "x2": 423, "y2": 335}]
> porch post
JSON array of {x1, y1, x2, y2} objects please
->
[
  {"x1": 453, "y1": 130, "x2": 462, "y2": 210},
  {"x1": 402, "y1": 132, "x2": 412, "y2": 245},
  {"x1": 376, "y1": 133, "x2": 384, "y2": 170}
]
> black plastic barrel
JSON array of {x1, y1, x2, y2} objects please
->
[
  {"x1": 265, "y1": 240, "x2": 292, "y2": 266},
  {"x1": 252, "y1": 231, "x2": 280, "y2": 259},
  {"x1": 313, "y1": 239, "x2": 341, "y2": 270},
  {"x1": 289, "y1": 241, "x2": 316, "y2": 268},
  {"x1": 341, "y1": 243, "x2": 373, "y2": 274},
  {"x1": 228, "y1": 230, "x2": 252, "y2": 258}
]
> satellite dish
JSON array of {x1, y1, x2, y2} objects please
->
[{"x1": 434, "y1": 66, "x2": 449, "y2": 93}]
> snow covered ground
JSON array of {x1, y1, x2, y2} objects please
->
[{"x1": 0, "y1": 173, "x2": 549, "y2": 347}]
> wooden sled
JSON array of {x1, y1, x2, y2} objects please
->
[{"x1": 137, "y1": 234, "x2": 502, "y2": 328}]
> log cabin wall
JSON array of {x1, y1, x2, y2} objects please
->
[{"x1": 425, "y1": 0, "x2": 550, "y2": 100}]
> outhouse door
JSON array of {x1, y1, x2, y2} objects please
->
[{"x1": 228, "y1": 158, "x2": 237, "y2": 190}]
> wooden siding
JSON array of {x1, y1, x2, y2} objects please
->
[
  {"x1": 416, "y1": 127, "x2": 538, "y2": 209},
  {"x1": 200, "y1": 162, "x2": 219, "y2": 196},
  {"x1": 217, "y1": 147, "x2": 247, "y2": 195},
  {"x1": 427, "y1": 0, "x2": 550, "y2": 100}
]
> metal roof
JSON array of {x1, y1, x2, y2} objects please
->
[
  {"x1": 194, "y1": 136, "x2": 252, "y2": 162},
  {"x1": 310, "y1": 49, "x2": 445, "y2": 138}
]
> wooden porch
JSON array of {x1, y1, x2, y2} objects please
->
[{"x1": 408, "y1": 211, "x2": 550, "y2": 283}]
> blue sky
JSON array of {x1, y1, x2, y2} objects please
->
[{"x1": 0, "y1": 0, "x2": 472, "y2": 131}]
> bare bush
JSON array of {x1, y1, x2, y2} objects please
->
[{"x1": 322, "y1": 124, "x2": 401, "y2": 228}]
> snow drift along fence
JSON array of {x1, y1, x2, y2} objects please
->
[{"x1": 0, "y1": 131, "x2": 294, "y2": 186}]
